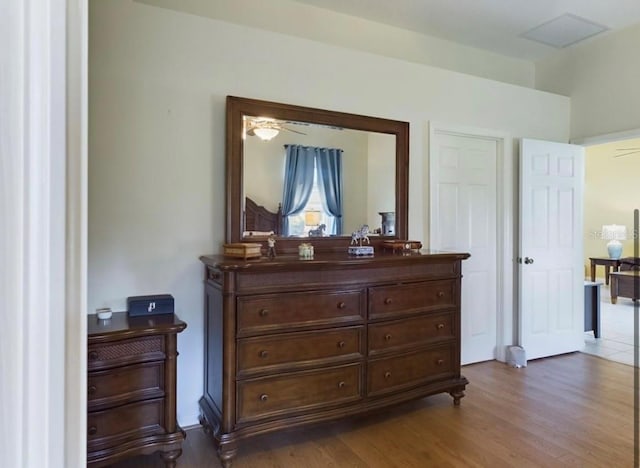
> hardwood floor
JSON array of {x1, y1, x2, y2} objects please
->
[{"x1": 108, "y1": 353, "x2": 635, "y2": 467}]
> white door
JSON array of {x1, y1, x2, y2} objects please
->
[
  {"x1": 431, "y1": 132, "x2": 498, "y2": 364},
  {"x1": 519, "y1": 138, "x2": 584, "y2": 360}
]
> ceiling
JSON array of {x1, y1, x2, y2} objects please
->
[{"x1": 291, "y1": 0, "x2": 640, "y2": 61}]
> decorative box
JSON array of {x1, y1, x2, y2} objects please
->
[
  {"x1": 127, "y1": 294, "x2": 174, "y2": 317},
  {"x1": 223, "y1": 243, "x2": 262, "y2": 259},
  {"x1": 382, "y1": 240, "x2": 422, "y2": 253}
]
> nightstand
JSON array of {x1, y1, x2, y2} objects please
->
[{"x1": 87, "y1": 312, "x2": 186, "y2": 467}]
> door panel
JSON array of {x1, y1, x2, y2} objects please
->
[
  {"x1": 519, "y1": 138, "x2": 584, "y2": 360},
  {"x1": 431, "y1": 132, "x2": 498, "y2": 364}
]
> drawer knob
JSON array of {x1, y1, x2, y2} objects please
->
[
  {"x1": 88, "y1": 426, "x2": 97, "y2": 436},
  {"x1": 384, "y1": 334, "x2": 392, "y2": 341},
  {"x1": 337, "y1": 341, "x2": 346, "y2": 348},
  {"x1": 259, "y1": 309, "x2": 269, "y2": 317},
  {"x1": 384, "y1": 371, "x2": 392, "y2": 379},
  {"x1": 437, "y1": 359, "x2": 444, "y2": 365},
  {"x1": 337, "y1": 302, "x2": 346, "y2": 309},
  {"x1": 383, "y1": 297, "x2": 393, "y2": 305},
  {"x1": 437, "y1": 291, "x2": 445, "y2": 298},
  {"x1": 259, "y1": 350, "x2": 269, "y2": 359},
  {"x1": 338, "y1": 381, "x2": 346, "y2": 388},
  {"x1": 437, "y1": 323, "x2": 445, "y2": 330},
  {"x1": 260, "y1": 394, "x2": 269, "y2": 402},
  {"x1": 88, "y1": 351, "x2": 98, "y2": 360},
  {"x1": 88, "y1": 385, "x2": 97, "y2": 395}
]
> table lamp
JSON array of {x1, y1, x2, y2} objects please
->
[
  {"x1": 304, "y1": 210, "x2": 321, "y2": 227},
  {"x1": 602, "y1": 224, "x2": 627, "y2": 259}
]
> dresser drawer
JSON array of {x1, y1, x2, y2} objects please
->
[
  {"x1": 368, "y1": 312, "x2": 453, "y2": 356},
  {"x1": 367, "y1": 345, "x2": 455, "y2": 396},
  {"x1": 368, "y1": 280, "x2": 455, "y2": 320},
  {"x1": 237, "y1": 290, "x2": 364, "y2": 336},
  {"x1": 238, "y1": 326, "x2": 364, "y2": 377},
  {"x1": 88, "y1": 362, "x2": 164, "y2": 411},
  {"x1": 237, "y1": 364, "x2": 363, "y2": 424},
  {"x1": 87, "y1": 398, "x2": 165, "y2": 450},
  {"x1": 88, "y1": 336, "x2": 165, "y2": 371}
]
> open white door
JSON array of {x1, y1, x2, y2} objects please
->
[{"x1": 519, "y1": 138, "x2": 584, "y2": 360}]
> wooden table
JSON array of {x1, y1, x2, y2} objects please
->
[
  {"x1": 589, "y1": 257, "x2": 621, "y2": 285},
  {"x1": 610, "y1": 271, "x2": 640, "y2": 304}
]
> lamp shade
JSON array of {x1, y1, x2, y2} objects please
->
[
  {"x1": 304, "y1": 210, "x2": 321, "y2": 226},
  {"x1": 602, "y1": 224, "x2": 627, "y2": 241}
]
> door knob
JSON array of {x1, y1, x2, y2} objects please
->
[{"x1": 524, "y1": 257, "x2": 534, "y2": 265}]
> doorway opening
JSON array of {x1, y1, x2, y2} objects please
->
[{"x1": 580, "y1": 136, "x2": 640, "y2": 365}]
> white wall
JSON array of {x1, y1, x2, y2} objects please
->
[
  {"x1": 367, "y1": 133, "x2": 396, "y2": 230},
  {"x1": 89, "y1": 0, "x2": 570, "y2": 426},
  {"x1": 137, "y1": 0, "x2": 535, "y2": 88},
  {"x1": 536, "y1": 23, "x2": 640, "y2": 141}
]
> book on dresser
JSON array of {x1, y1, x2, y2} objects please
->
[
  {"x1": 87, "y1": 311, "x2": 186, "y2": 468},
  {"x1": 198, "y1": 250, "x2": 469, "y2": 467}
]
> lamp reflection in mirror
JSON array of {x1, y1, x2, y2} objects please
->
[
  {"x1": 253, "y1": 126, "x2": 279, "y2": 141},
  {"x1": 304, "y1": 210, "x2": 321, "y2": 227},
  {"x1": 602, "y1": 224, "x2": 627, "y2": 259}
]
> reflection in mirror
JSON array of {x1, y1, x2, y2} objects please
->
[
  {"x1": 226, "y1": 96, "x2": 409, "y2": 253},
  {"x1": 243, "y1": 118, "x2": 396, "y2": 238}
]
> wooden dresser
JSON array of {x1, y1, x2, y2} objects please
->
[
  {"x1": 87, "y1": 312, "x2": 187, "y2": 467},
  {"x1": 199, "y1": 251, "x2": 469, "y2": 467}
]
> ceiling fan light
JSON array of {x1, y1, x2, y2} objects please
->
[{"x1": 253, "y1": 127, "x2": 279, "y2": 141}]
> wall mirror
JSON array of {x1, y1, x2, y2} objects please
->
[{"x1": 226, "y1": 96, "x2": 409, "y2": 253}]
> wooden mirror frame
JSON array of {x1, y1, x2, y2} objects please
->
[{"x1": 226, "y1": 96, "x2": 409, "y2": 253}]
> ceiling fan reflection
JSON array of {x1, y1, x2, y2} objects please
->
[{"x1": 245, "y1": 118, "x2": 307, "y2": 141}]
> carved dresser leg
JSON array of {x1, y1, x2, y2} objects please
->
[
  {"x1": 218, "y1": 442, "x2": 238, "y2": 468},
  {"x1": 160, "y1": 449, "x2": 182, "y2": 468},
  {"x1": 450, "y1": 388, "x2": 466, "y2": 406}
]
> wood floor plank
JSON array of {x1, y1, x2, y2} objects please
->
[{"x1": 106, "y1": 353, "x2": 636, "y2": 467}]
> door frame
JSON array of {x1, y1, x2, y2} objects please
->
[
  {"x1": 2, "y1": 1, "x2": 88, "y2": 466},
  {"x1": 428, "y1": 122, "x2": 514, "y2": 362}
]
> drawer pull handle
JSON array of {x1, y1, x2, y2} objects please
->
[
  {"x1": 383, "y1": 297, "x2": 393, "y2": 305},
  {"x1": 437, "y1": 323, "x2": 445, "y2": 330},
  {"x1": 337, "y1": 341, "x2": 346, "y2": 348},
  {"x1": 259, "y1": 309, "x2": 269, "y2": 317},
  {"x1": 260, "y1": 394, "x2": 269, "y2": 402},
  {"x1": 384, "y1": 334, "x2": 392, "y2": 341},
  {"x1": 337, "y1": 302, "x2": 346, "y2": 309},
  {"x1": 88, "y1": 385, "x2": 97, "y2": 395},
  {"x1": 88, "y1": 351, "x2": 98, "y2": 360},
  {"x1": 437, "y1": 359, "x2": 444, "y2": 365},
  {"x1": 338, "y1": 381, "x2": 346, "y2": 388},
  {"x1": 438, "y1": 291, "x2": 445, "y2": 298},
  {"x1": 88, "y1": 426, "x2": 97, "y2": 436},
  {"x1": 259, "y1": 350, "x2": 269, "y2": 359},
  {"x1": 384, "y1": 371, "x2": 392, "y2": 379}
]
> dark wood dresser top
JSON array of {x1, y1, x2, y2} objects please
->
[
  {"x1": 200, "y1": 250, "x2": 471, "y2": 271},
  {"x1": 88, "y1": 312, "x2": 187, "y2": 342}
]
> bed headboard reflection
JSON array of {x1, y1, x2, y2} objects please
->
[{"x1": 244, "y1": 197, "x2": 282, "y2": 236}]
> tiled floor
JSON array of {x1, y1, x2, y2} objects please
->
[{"x1": 581, "y1": 283, "x2": 640, "y2": 366}]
